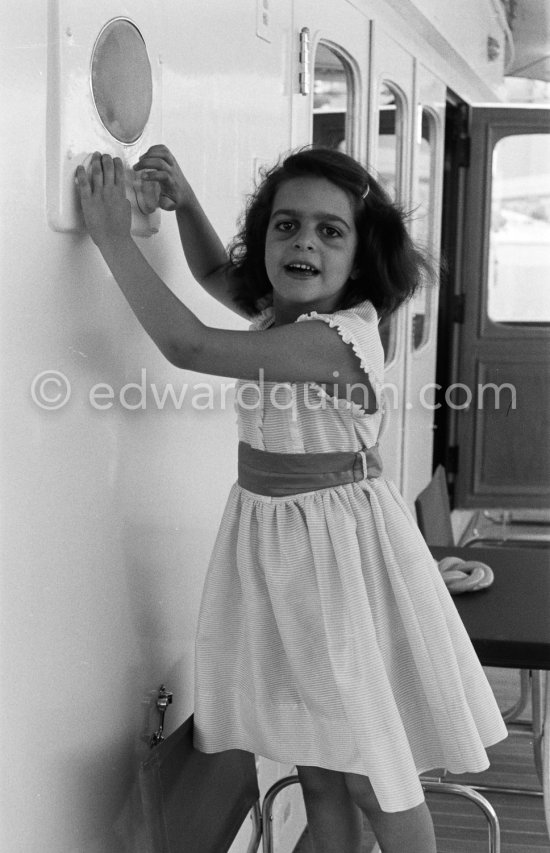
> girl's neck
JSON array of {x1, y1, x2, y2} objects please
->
[{"x1": 272, "y1": 293, "x2": 341, "y2": 326}]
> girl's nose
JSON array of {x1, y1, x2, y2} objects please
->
[{"x1": 293, "y1": 233, "x2": 315, "y2": 250}]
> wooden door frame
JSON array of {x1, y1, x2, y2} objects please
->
[
  {"x1": 436, "y1": 97, "x2": 550, "y2": 507},
  {"x1": 434, "y1": 90, "x2": 469, "y2": 506}
]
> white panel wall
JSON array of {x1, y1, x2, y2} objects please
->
[
  {"x1": 0, "y1": 1, "x2": 297, "y2": 850},
  {"x1": 407, "y1": 0, "x2": 510, "y2": 88},
  {"x1": 349, "y1": 0, "x2": 510, "y2": 102}
]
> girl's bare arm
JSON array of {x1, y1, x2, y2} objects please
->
[
  {"x1": 76, "y1": 154, "x2": 376, "y2": 409},
  {"x1": 133, "y1": 145, "x2": 249, "y2": 318}
]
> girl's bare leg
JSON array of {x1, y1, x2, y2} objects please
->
[
  {"x1": 344, "y1": 772, "x2": 437, "y2": 853},
  {"x1": 297, "y1": 766, "x2": 363, "y2": 853}
]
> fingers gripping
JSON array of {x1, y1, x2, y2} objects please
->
[
  {"x1": 114, "y1": 156, "x2": 125, "y2": 187},
  {"x1": 75, "y1": 152, "x2": 132, "y2": 242},
  {"x1": 137, "y1": 144, "x2": 175, "y2": 165},
  {"x1": 100, "y1": 152, "x2": 115, "y2": 186},
  {"x1": 77, "y1": 152, "x2": 125, "y2": 193},
  {"x1": 75, "y1": 164, "x2": 92, "y2": 198},
  {"x1": 75, "y1": 150, "x2": 162, "y2": 237},
  {"x1": 132, "y1": 146, "x2": 189, "y2": 211},
  {"x1": 135, "y1": 163, "x2": 171, "y2": 182},
  {"x1": 133, "y1": 150, "x2": 173, "y2": 187},
  {"x1": 98, "y1": 152, "x2": 126, "y2": 190}
]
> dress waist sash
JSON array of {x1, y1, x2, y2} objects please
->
[{"x1": 237, "y1": 441, "x2": 383, "y2": 497}]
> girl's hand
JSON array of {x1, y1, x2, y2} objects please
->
[
  {"x1": 133, "y1": 145, "x2": 194, "y2": 212},
  {"x1": 75, "y1": 153, "x2": 132, "y2": 246}
]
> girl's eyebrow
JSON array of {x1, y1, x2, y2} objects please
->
[{"x1": 270, "y1": 208, "x2": 352, "y2": 231}]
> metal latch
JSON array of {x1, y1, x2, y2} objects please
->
[{"x1": 150, "y1": 684, "x2": 173, "y2": 747}]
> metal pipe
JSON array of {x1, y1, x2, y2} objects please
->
[
  {"x1": 246, "y1": 801, "x2": 263, "y2": 853},
  {"x1": 261, "y1": 776, "x2": 301, "y2": 853},
  {"x1": 501, "y1": 669, "x2": 531, "y2": 723},
  {"x1": 422, "y1": 781, "x2": 501, "y2": 853}
]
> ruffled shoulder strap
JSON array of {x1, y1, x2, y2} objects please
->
[{"x1": 295, "y1": 300, "x2": 384, "y2": 406}]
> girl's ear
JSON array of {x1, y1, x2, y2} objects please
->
[{"x1": 350, "y1": 266, "x2": 360, "y2": 280}]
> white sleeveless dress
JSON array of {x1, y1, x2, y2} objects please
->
[{"x1": 193, "y1": 299, "x2": 507, "y2": 813}]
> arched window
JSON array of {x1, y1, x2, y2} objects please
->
[
  {"x1": 411, "y1": 108, "x2": 438, "y2": 350},
  {"x1": 312, "y1": 42, "x2": 355, "y2": 154},
  {"x1": 376, "y1": 81, "x2": 406, "y2": 363}
]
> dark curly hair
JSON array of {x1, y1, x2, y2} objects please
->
[{"x1": 227, "y1": 146, "x2": 433, "y2": 318}]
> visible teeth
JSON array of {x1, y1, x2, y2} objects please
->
[{"x1": 288, "y1": 263, "x2": 317, "y2": 271}]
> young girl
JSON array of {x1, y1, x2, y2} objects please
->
[{"x1": 76, "y1": 146, "x2": 507, "y2": 853}]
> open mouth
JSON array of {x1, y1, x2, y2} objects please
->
[{"x1": 284, "y1": 262, "x2": 320, "y2": 277}]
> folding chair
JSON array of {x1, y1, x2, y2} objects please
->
[
  {"x1": 139, "y1": 687, "x2": 500, "y2": 852},
  {"x1": 416, "y1": 467, "x2": 550, "y2": 551},
  {"x1": 261, "y1": 773, "x2": 501, "y2": 853},
  {"x1": 414, "y1": 464, "x2": 455, "y2": 547},
  {"x1": 140, "y1": 713, "x2": 262, "y2": 853}
]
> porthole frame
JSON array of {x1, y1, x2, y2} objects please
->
[
  {"x1": 89, "y1": 16, "x2": 153, "y2": 145},
  {"x1": 46, "y1": 0, "x2": 163, "y2": 233}
]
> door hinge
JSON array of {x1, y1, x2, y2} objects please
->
[
  {"x1": 299, "y1": 27, "x2": 311, "y2": 95},
  {"x1": 448, "y1": 445, "x2": 459, "y2": 475},
  {"x1": 452, "y1": 293, "x2": 465, "y2": 324}
]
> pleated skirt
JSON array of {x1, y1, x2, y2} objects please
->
[{"x1": 193, "y1": 475, "x2": 507, "y2": 813}]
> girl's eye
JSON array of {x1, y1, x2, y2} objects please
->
[
  {"x1": 321, "y1": 225, "x2": 341, "y2": 238},
  {"x1": 274, "y1": 221, "x2": 295, "y2": 233}
]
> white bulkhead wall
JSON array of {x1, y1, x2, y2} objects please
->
[
  {"x1": 405, "y1": 0, "x2": 511, "y2": 87},
  {"x1": 1, "y1": 0, "x2": 301, "y2": 850},
  {"x1": 372, "y1": 0, "x2": 511, "y2": 95}
]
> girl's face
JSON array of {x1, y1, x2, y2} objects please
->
[{"x1": 264, "y1": 176, "x2": 358, "y2": 316}]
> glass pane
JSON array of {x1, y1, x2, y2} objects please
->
[
  {"x1": 91, "y1": 20, "x2": 153, "y2": 143},
  {"x1": 412, "y1": 110, "x2": 435, "y2": 349},
  {"x1": 377, "y1": 83, "x2": 402, "y2": 202},
  {"x1": 313, "y1": 43, "x2": 350, "y2": 151},
  {"x1": 377, "y1": 83, "x2": 404, "y2": 362},
  {"x1": 488, "y1": 133, "x2": 550, "y2": 324}
]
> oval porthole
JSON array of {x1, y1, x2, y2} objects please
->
[{"x1": 91, "y1": 19, "x2": 153, "y2": 144}]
